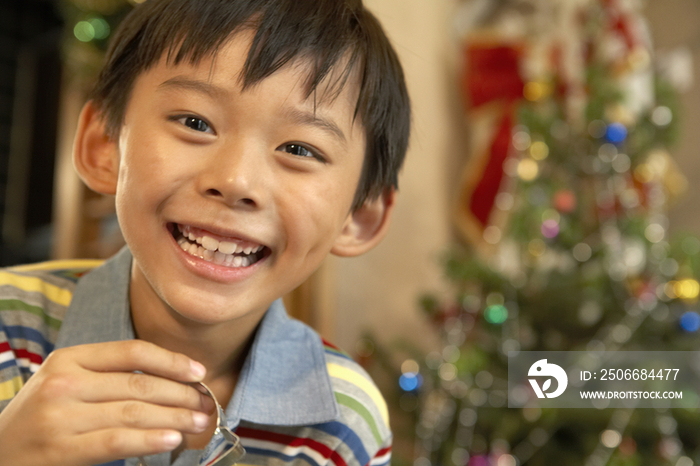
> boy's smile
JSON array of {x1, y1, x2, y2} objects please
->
[{"x1": 106, "y1": 31, "x2": 371, "y2": 327}]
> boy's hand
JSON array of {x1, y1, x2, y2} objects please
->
[{"x1": 0, "y1": 340, "x2": 214, "y2": 466}]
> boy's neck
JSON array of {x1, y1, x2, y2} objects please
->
[{"x1": 128, "y1": 263, "x2": 264, "y2": 385}]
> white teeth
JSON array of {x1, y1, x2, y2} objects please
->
[
  {"x1": 176, "y1": 224, "x2": 264, "y2": 268},
  {"x1": 201, "y1": 236, "x2": 219, "y2": 251},
  {"x1": 218, "y1": 241, "x2": 237, "y2": 254}
]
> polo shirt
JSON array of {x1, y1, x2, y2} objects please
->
[{"x1": 0, "y1": 247, "x2": 392, "y2": 466}]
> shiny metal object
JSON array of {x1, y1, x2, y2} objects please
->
[{"x1": 138, "y1": 381, "x2": 245, "y2": 466}]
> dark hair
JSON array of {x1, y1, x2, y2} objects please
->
[{"x1": 91, "y1": 0, "x2": 410, "y2": 210}]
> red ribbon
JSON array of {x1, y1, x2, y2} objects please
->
[{"x1": 462, "y1": 44, "x2": 524, "y2": 230}]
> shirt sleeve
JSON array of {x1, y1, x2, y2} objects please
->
[
  {"x1": 0, "y1": 265, "x2": 80, "y2": 411},
  {"x1": 366, "y1": 438, "x2": 392, "y2": 466}
]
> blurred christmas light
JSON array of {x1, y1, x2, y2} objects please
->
[
  {"x1": 470, "y1": 455, "x2": 490, "y2": 466},
  {"x1": 588, "y1": 119, "x2": 607, "y2": 138},
  {"x1": 524, "y1": 81, "x2": 548, "y2": 101},
  {"x1": 682, "y1": 237, "x2": 700, "y2": 255},
  {"x1": 474, "y1": 371, "x2": 493, "y2": 389},
  {"x1": 619, "y1": 189, "x2": 640, "y2": 209},
  {"x1": 645, "y1": 223, "x2": 665, "y2": 243},
  {"x1": 483, "y1": 225, "x2": 502, "y2": 244},
  {"x1": 88, "y1": 16, "x2": 110, "y2": 40},
  {"x1": 495, "y1": 192, "x2": 514, "y2": 211},
  {"x1": 612, "y1": 153, "x2": 631, "y2": 173},
  {"x1": 512, "y1": 131, "x2": 532, "y2": 151},
  {"x1": 497, "y1": 454, "x2": 517, "y2": 466},
  {"x1": 572, "y1": 243, "x2": 592, "y2": 262},
  {"x1": 469, "y1": 389, "x2": 488, "y2": 407},
  {"x1": 628, "y1": 46, "x2": 651, "y2": 69},
  {"x1": 605, "y1": 122, "x2": 628, "y2": 144},
  {"x1": 601, "y1": 429, "x2": 622, "y2": 448},
  {"x1": 659, "y1": 258, "x2": 679, "y2": 277},
  {"x1": 503, "y1": 157, "x2": 520, "y2": 177},
  {"x1": 541, "y1": 209, "x2": 560, "y2": 223},
  {"x1": 680, "y1": 311, "x2": 700, "y2": 332},
  {"x1": 618, "y1": 437, "x2": 637, "y2": 456},
  {"x1": 517, "y1": 159, "x2": 539, "y2": 181},
  {"x1": 401, "y1": 359, "x2": 420, "y2": 374},
  {"x1": 651, "y1": 106, "x2": 673, "y2": 126},
  {"x1": 442, "y1": 345, "x2": 461, "y2": 363},
  {"x1": 659, "y1": 438, "x2": 682, "y2": 459},
  {"x1": 598, "y1": 143, "x2": 618, "y2": 162},
  {"x1": 634, "y1": 163, "x2": 655, "y2": 183},
  {"x1": 541, "y1": 219, "x2": 559, "y2": 238},
  {"x1": 438, "y1": 363, "x2": 457, "y2": 381},
  {"x1": 657, "y1": 415, "x2": 678, "y2": 435},
  {"x1": 460, "y1": 408, "x2": 477, "y2": 426},
  {"x1": 399, "y1": 372, "x2": 423, "y2": 391},
  {"x1": 578, "y1": 301, "x2": 602, "y2": 326},
  {"x1": 529, "y1": 141, "x2": 549, "y2": 160},
  {"x1": 74, "y1": 20, "x2": 95, "y2": 42},
  {"x1": 528, "y1": 239, "x2": 546, "y2": 257},
  {"x1": 451, "y1": 449, "x2": 470, "y2": 465},
  {"x1": 485, "y1": 305, "x2": 508, "y2": 324},
  {"x1": 675, "y1": 279, "x2": 699, "y2": 300},
  {"x1": 554, "y1": 190, "x2": 577, "y2": 213}
]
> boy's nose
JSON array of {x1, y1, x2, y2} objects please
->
[{"x1": 197, "y1": 144, "x2": 269, "y2": 209}]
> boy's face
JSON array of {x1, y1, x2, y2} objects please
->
[{"x1": 111, "y1": 31, "x2": 369, "y2": 324}]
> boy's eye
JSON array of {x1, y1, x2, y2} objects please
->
[
  {"x1": 279, "y1": 143, "x2": 327, "y2": 163},
  {"x1": 173, "y1": 115, "x2": 214, "y2": 134},
  {"x1": 284, "y1": 144, "x2": 312, "y2": 157}
]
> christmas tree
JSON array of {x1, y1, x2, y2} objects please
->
[{"x1": 367, "y1": 1, "x2": 700, "y2": 465}]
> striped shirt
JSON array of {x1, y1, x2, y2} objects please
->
[{"x1": 0, "y1": 247, "x2": 391, "y2": 466}]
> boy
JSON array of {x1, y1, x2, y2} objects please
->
[{"x1": 0, "y1": 0, "x2": 410, "y2": 465}]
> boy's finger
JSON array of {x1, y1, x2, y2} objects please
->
[
  {"x1": 72, "y1": 428, "x2": 183, "y2": 465},
  {"x1": 73, "y1": 401, "x2": 210, "y2": 434},
  {"x1": 64, "y1": 340, "x2": 206, "y2": 382},
  {"x1": 82, "y1": 372, "x2": 215, "y2": 413}
]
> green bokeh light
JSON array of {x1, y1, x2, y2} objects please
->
[
  {"x1": 88, "y1": 17, "x2": 110, "y2": 40},
  {"x1": 484, "y1": 304, "x2": 508, "y2": 324},
  {"x1": 73, "y1": 21, "x2": 95, "y2": 42}
]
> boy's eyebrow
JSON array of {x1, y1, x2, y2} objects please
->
[
  {"x1": 157, "y1": 76, "x2": 229, "y2": 99},
  {"x1": 283, "y1": 108, "x2": 347, "y2": 147},
  {"x1": 158, "y1": 76, "x2": 347, "y2": 146}
]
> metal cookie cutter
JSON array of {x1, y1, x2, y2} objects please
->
[{"x1": 138, "y1": 381, "x2": 245, "y2": 466}]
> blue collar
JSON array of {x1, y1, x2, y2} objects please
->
[{"x1": 55, "y1": 246, "x2": 340, "y2": 427}]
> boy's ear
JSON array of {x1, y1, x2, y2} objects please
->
[
  {"x1": 72, "y1": 100, "x2": 119, "y2": 195},
  {"x1": 331, "y1": 189, "x2": 396, "y2": 257}
]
